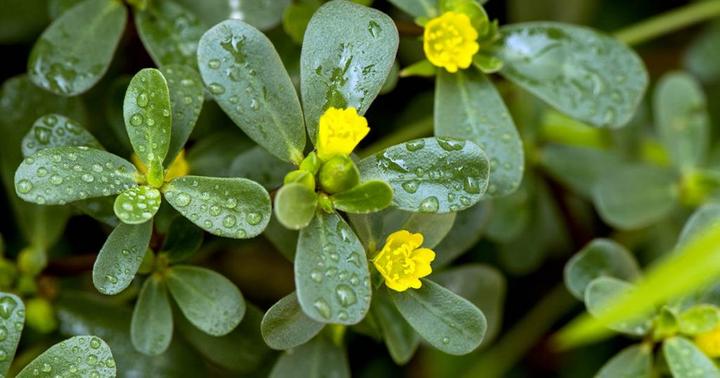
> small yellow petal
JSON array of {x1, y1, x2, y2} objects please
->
[
  {"x1": 423, "y1": 12, "x2": 479, "y2": 73},
  {"x1": 316, "y1": 107, "x2": 369, "y2": 161}
]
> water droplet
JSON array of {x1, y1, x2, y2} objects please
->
[
  {"x1": 87, "y1": 354, "x2": 98, "y2": 365},
  {"x1": 223, "y1": 215, "x2": 237, "y2": 228},
  {"x1": 41, "y1": 363, "x2": 52, "y2": 373},
  {"x1": 81, "y1": 173, "x2": 94, "y2": 183},
  {"x1": 437, "y1": 138, "x2": 465, "y2": 151},
  {"x1": 136, "y1": 92, "x2": 149, "y2": 108},
  {"x1": 313, "y1": 299, "x2": 332, "y2": 319},
  {"x1": 130, "y1": 113, "x2": 144, "y2": 126},
  {"x1": 310, "y1": 270, "x2": 323, "y2": 283},
  {"x1": 0, "y1": 297, "x2": 17, "y2": 319},
  {"x1": 0, "y1": 350, "x2": 6, "y2": 362},
  {"x1": 105, "y1": 275, "x2": 118, "y2": 284},
  {"x1": 175, "y1": 192, "x2": 191, "y2": 207},
  {"x1": 209, "y1": 205, "x2": 222, "y2": 216},
  {"x1": 405, "y1": 139, "x2": 425, "y2": 151},
  {"x1": 419, "y1": 196, "x2": 439, "y2": 213},
  {"x1": 247, "y1": 212, "x2": 262, "y2": 225},
  {"x1": 225, "y1": 198, "x2": 238, "y2": 209},
  {"x1": 105, "y1": 358, "x2": 116, "y2": 368},
  {"x1": 147, "y1": 118, "x2": 155, "y2": 126},
  {"x1": 368, "y1": 20, "x2": 382, "y2": 38},
  {"x1": 36, "y1": 167, "x2": 48, "y2": 177},
  {"x1": 36, "y1": 195, "x2": 46, "y2": 204},
  {"x1": 347, "y1": 253, "x2": 361, "y2": 268},
  {"x1": 442, "y1": 336, "x2": 450, "y2": 344},
  {"x1": 92, "y1": 164, "x2": 103, "y2": 173},
  {"x1": 401, "y1": 180, "x2": 419, "y2": 193},
  {"x1": 250, "y1": 99, "x2": 259, "y2": 110},
  {"x1": 335, "y1": 284, "x2": 357, "y2": 307},
  {"x1": 17, "y1": 179, "x2": 33, "y2": 194},
  {"x1": 0, "y1": 326, "x2": 7, "y2": 341},
  {"x1": 463, "y1": 177, "x2": 481, "y2": 194},
  {"x1": 90, "y1": 337, "x2": 101, "y2": 349},
  {"x1": 338, "y1": 311, "x2": 348, "y2": 321},
  {"x1": 208, "y1": 59, "x2": 221, "y2": 69},
  {"x1": 162, "y1": 109, "x2": 170, "y2": 117},
  {"x1": 208, "y1": 83, "x2": 225, "y2": 95}
]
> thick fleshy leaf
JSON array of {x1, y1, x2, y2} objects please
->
[
  {"x1": 16, "y1": 336, "x2": 116, "y2": 378},
  {"x1": 166, "y1": 265, "x2": 245, "y2": 336},
  {"x1": 332, "y1": 180, "x2": 393, "y2": 214},
  {"x1": 371, "y1": 287, "x2": 420, "y2": 364},
  {"x1": 131, "y1": 275, "x2": 173, "y2": 356},
  {"x1": 564, "y1": 239, "x2": 641, "y2": 301},
  {"x1": 174, "y1": 0, "x2": 290, "y2": 30},
  {"x1": 390, "y1": 278, "x2": 486, "y2": 355},
  {"x1": 435, "y1": 69, "x2": 523, "y2": 197},
  {"x1": 113, "y1": 186, "x2": 162, "y2": 225},
  {"x1": 269, "y1": 336, "x2": 350, "y2": 378},
  {"x1": 494, "y1": 22, "x2": 648, "y2": 128},
  {"x1": 358, "y1": 137, "x2": 490, "y2": 213},
  {"x1": 27, "y1": 0, "x2": 126, "y2": 96},
  {"x1": 22, "y1": 114, "x2": 102, "y2": 158},
  {"x1": 0, "y1": 293, "x2": 24, "y2": 376},
  {"x1": 596, "y1": 344, "x2": 652, "y2": 378},
  {"x1": 274, "y1": 183, "x2": 318, "y2": 230},
  {"x1": 678, "y1": 203, "x2": 720, "y2": 248},
  {"x1": 135, "y1": 0, "x2": 205, "y2": 68},
  {"x1": 123, "y1": 68, "x2": 172, "y2": 172},
  {"x1": 677, "y1": 305, "x2": 720, "y2": 335},
  {"x1": 93, "y1": 221, "x2": 153, "y2": 295},
  {"x1": 433, "y1": 203, "x2": 491, "y2": 267},
  {"x1": 540, "y1": 145, "x2": 624, "y2": 198},
  {"x1": 162, "y1": 216, "x2": 203, "y2": 263},
  {"x1": 664, "y1": 336, "x2": 720, "y2": 378},
  {"x1": 592, "y1": 164, "x2": 678, "y2": 230},
  {"x1": 300, "y1": 0, "x2": 399, "y2": 141},
  {"x1": 197, "y1": 20, "x2": 306, "y2": 164},
  {"x1": 685, "y1": 22, "x2": 720, "y2": 83},
  {"x1": 296, "y1": 212, "x2": 371, "y2": 324},
  {"x1": 584, "y1": 277, "x2": 653, "y2": 336},
  {"x1": 161, "y1": 65, "x2": 205, "y2": 166},
  {"x1": 229, "y1": 146, "x2": 294, "y2": 190},
  {"x1": 261, "y1": 292, "x2": 324, "y2": 350},
  {"x1": 164, "y1": 176, "x2": 271, "y2": 238},
  {"x1": 14, "y1": 146, "x2": 138, "y2": 205},
  {"x1": 387, "y1": 0, "x2": 437, "y2": 18},
  {"x1": 653, "y1": 71, "x2": 709, "y2": 170}
]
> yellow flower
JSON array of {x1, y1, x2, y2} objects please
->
[
  {"x1": 695, "y1": 325, "x2": 720, "y2": 357},
  {"x1": 423, "y1": 11, "x2": 479, "y2": 73},
  {"x1": 316, "y1": 107, "x2": 369, "y2": 161},
  {"x1": 132, "y1": 150, "x2": 189, "y2": 182},
  {"x1": 372, "y1": 230, "x2": 435, "y2": 292}
]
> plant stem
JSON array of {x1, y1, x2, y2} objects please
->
[
  {"x1": 358, "y1": 117, "x2": 434, "y2": 157},
  {"x1": 463, "y1": 284, "x2": 577, "y2": 378},
  {"x1": 614, "y1": 0, "x2": 720, "y2": 46}
]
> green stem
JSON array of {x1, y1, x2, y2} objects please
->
[
  {"x1": 613, "y1": 0, "x2": 720, "y2": 46},
  {"x1": 463, "y1": 284, "x2": 576, "y2": 378},
  {"x1": 358, "y1": 117, "x2": 434, "y2": 157}
]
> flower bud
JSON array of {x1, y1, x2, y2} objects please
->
[
  {"x1": 318, "y1": 156, "x2": 360, "y2": 194},
  {"x1": 25, "y1": 297, "x2": 58, "y2": 334},
  {"x1": 284, "y1": 170, "x2": 316, "y2": 191},
  {"x1": 18, "y1": 247, "x2": 46, "y2": 276}
]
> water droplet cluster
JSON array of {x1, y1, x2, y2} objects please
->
[
  {"x1": 113, "y1": 186, "x2": 162, "y2": 224},
  {"x1": 22, "y1": 114, "x2": 102, "y2": 158}
]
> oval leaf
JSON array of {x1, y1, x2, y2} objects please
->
[
  {"x1": 677, "y1": 305, "x2": 720, "y2": 335},
  {"x1": 664, "y1": 336, "x2": 720, "y2": 378},
  {"x1": 274, "y1": 183, "x2": 318, "y2": 230},
  {"x1": 93, "y1": 221, "x2": 153, "y2": 295},
  {"x1": 131, "y1": 275, "x2": 173, "y2": 356},
  {"x1": 161, "y1": 65, "x2": 205, "y2": 166},
  {"x1": 564, "y1": 238, "x2": 641, "y2": 301},
  {"x1": 296, "y1": 212, "x2": 371, "y2": 324},
  {"x1": 584, "y1": 277, "x2": 653, "y2": 336},
  {"x1": 166, "y1": 265, "x2": 246, "y2": 336},
  {"x1": 370, "y1": 287, "x2": 419, "y2": 364},
  {"x1": 332, "y1": 180, "x2": 393, "y2": 214},
  {"x1": 269, "y1": 336, "x2": 350, "y2": 378},
  {"x1": 390, "y1": 278, "x2": 487, "y2": 355},
  {"x1": 16, "y1": 336, "x2": 116, "y2": 378},
  {"x1": 123, "y1": 68, "x2": 173, "y2": 171},
  {"x1": 358, "y1": 137, "x2": 490, "y2": 213},
  {"x1": 113, "y1": 186, "x2": 162, "y2": 225},
  {"x1": 540, "y1": 145, "x2": 624, "y2": 198},
  {"x1": 164, "y1": 176, "x2": 271, "y2": 238},
  {"x1": 596, "y1": 343, "x2": 652, "y2": 378},
  {"x1": 135, "y1": 0, "x2": 205, "y2": 68},
  {"x1": 22, "y1": 114, "x2": 102, "y2": 158},
  {"x1": 0, "y1": 293, "x2": 24, "y2": 376},
  {"x1": 435, "y1": 69, "x2": 523, "y2": 197},
  {"x1": 261, "y1": 292, "x2": 324, "y2": 350},
  {"x1": 300, "y1": 0, "x2": 399, "y2": 141},
  {"x1": 197, "y1": 20, "x2": 306, "y2": 164},
  {"x1": 14, "y1": 146, "x2": 138, "y2": 205},
  {"x1": 27, "y1": 0, "x2": 127, "y2": 96},
  {"x1": 494, "y1": 22, "x2": 648, "y2": 128}
]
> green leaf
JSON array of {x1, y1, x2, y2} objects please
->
[
  {"x1": 595, "y1": 343, "x2": 652, "y2": 378},
  {"x1": 433, "y1": 203, "x2": 490, "y2": 267},
  {"x1": 678, "y1": 203, "x2": 720, "y2": 248},
  {"x1": 584, "y1": 277, "x2": 653, "y2": 336},
  {"x1": 296, "y1": 212, "x2": 371, "y2": 324},
  {"x1": 123, "y1": 68, "x2": 173, "y2": 173},
  {"x1": 0, "y1": 293, "x2": 24, "y2": 376},
  {"x1": 16, "y1": 336, "x2": 116, "y2": 378},
  {"x1": 684, "y1": 21, "x2": 720, "y2": 83},
  {"x1": 261, "y1": 292, "x2": 324, "y2": 350},
  {"x1": 677, "y1": 305, "x2": 720, "y2": 335},
  {"x1": 564, "y1": 239, "x2": 641, "y2": 301},
  {"x1": 433, "y1": 264, "x2": 506, "y2": 344},
  {"x1": 197, "y1": 20, "x2": 306, "y2": 164},
  {"x1": 540, "y1": 145, "x2": 624, "y2": 198},
  {"x1": 435, "y1": 69, "x2": 523, "y2": 197},
  {"x1": 358, "y1": 137, "x2": 490, "y2": 213},
  {"x1": 300, "y1": 0, "x2": 399, "y2": 142},
  {"x1": 166, "y1": 265, "x2": 245, "y2": 336},
  {"x1": 135, "y1": 0, "x2": 205, "y2": 68},
  {"x1": 371, "y1": 287, "x2": 420, "y2": 364},
  {"x1": 664, "y1": 336, "x2": 720, "y2": 378},
  {"x1": 160, "y1": 65, "x2": 204, "y2": 166},
  {"x1": 131, "y1": 275, "x2": 173, "y2": 356},
  {"x1": 174, "y1": 0, "x2": 289, "y2": 31},
  {"x1": 27, "y1": 0, "x2": 127, "y2": 96},
  {"x1": 162, "y1": 216, "x2": 203, "y2": 263},
  {"x1": 164, "y1": 176, "x2": 270, "y2": 238},
  {"x1": 653, "y1": 71, "x2": 709, "y2": 171},
  {"x1": 229, "y1": 146, "x2": 294, "y2": 190},
  {"x1": 269, "y1": 335, "x2": 350, "y2": 378},
  {"x1": 22, "y1": 114, "x2": 102, "y2": 158},
  {"x1": 92, "y1": 221, "x2": 153, "y2": 295},
  {"x1": 14, "y1": 146, "x2": 138, "y2": 205},
  {"x1": 113, "y1": 186, "x2": 162, "y2": 225},
  {"x1": 390, "y1": 278, "x2": 486, "y2": 355},
  {"x1": 593, "y1": 164, "x2": 678, "y2": 230},
  {"x1": 387, "y1": 0, "x2": 437, "y2": 18},
  {"x1": 332, "y1": 180, "x2": 393, "y2": 214},
  {"x1": 274, "y1": 183, "x2": 318, "y2": 230},
  {"x1": 494, "y1": 22, "x2": 648, "y2": 128}
]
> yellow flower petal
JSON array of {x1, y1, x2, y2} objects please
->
[
  {"x1": 372, "y1": 230, "x2": 435, "y2": 292},
  {"x1": 696, "y1": 324, "x2": 720, "y2": 358},
  {"x1": 423, "y1": 11, "x2": 479, "y2": 73},
  {"x1": 316, "y1": 107, "x2": 369, "y2": 161}
]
